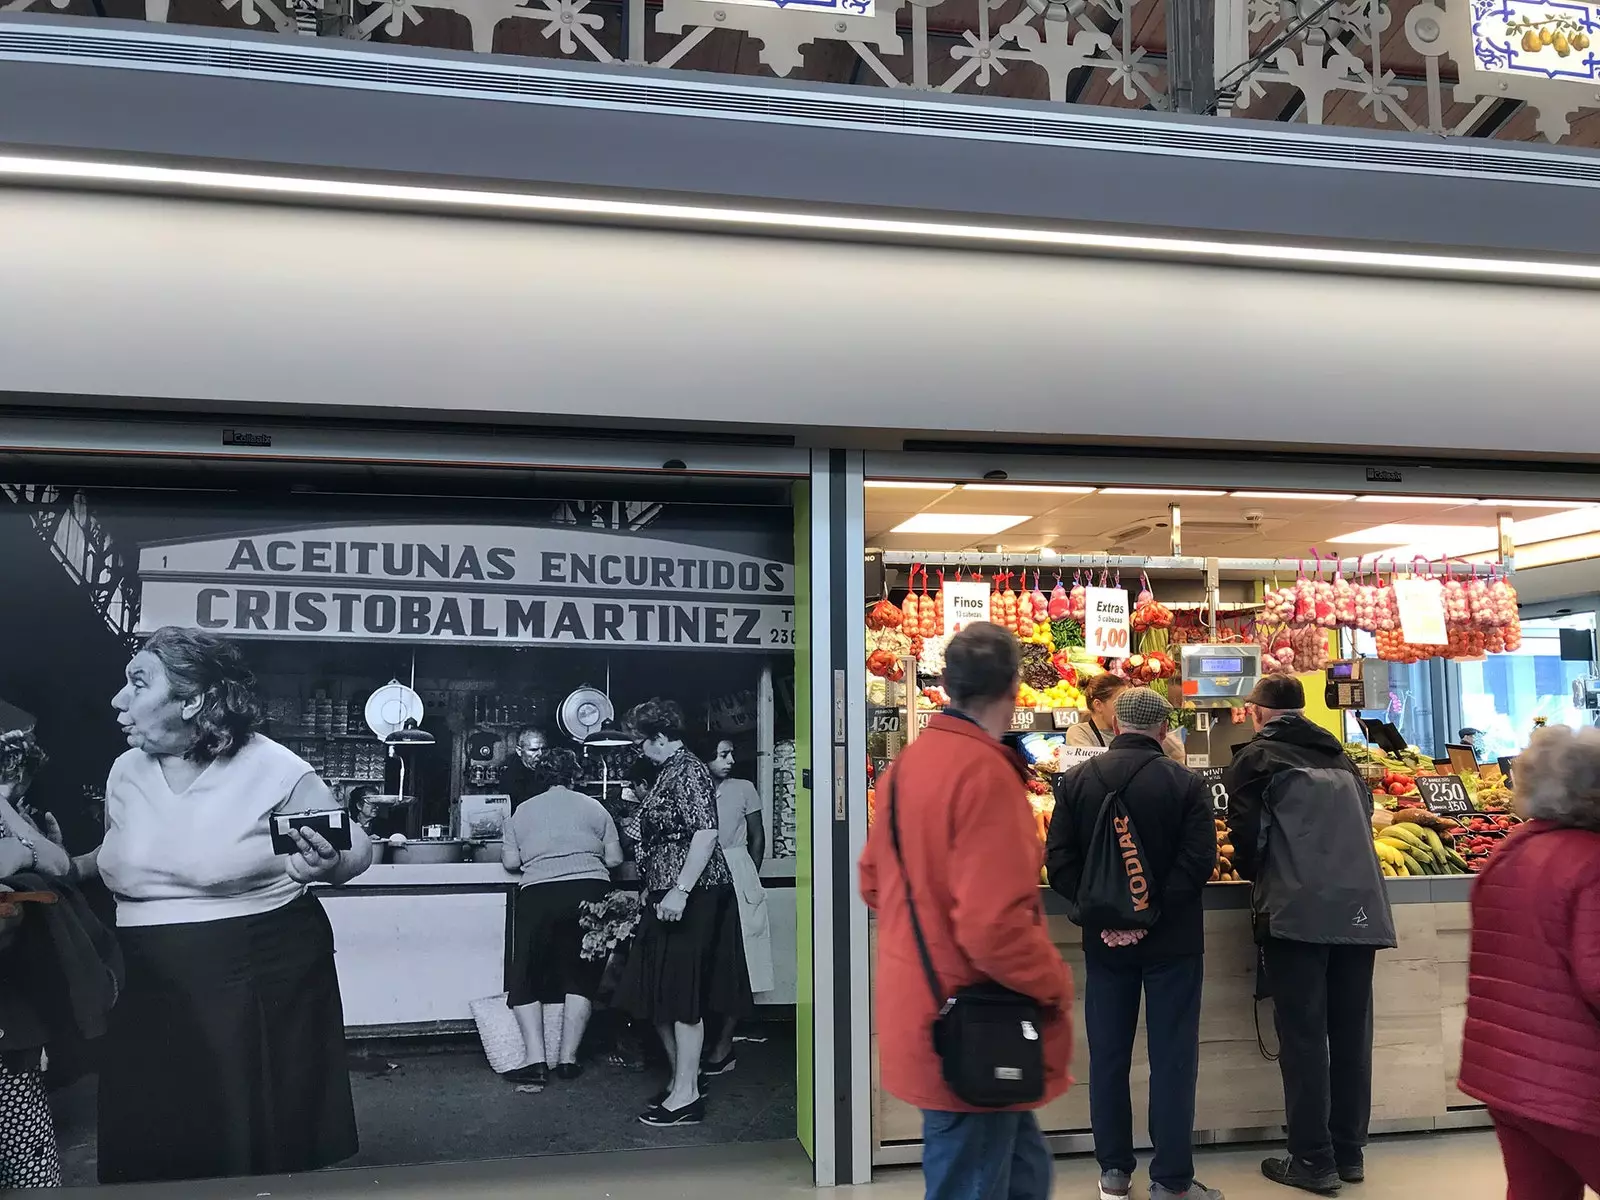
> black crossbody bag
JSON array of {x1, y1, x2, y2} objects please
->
[{"x1": 886, "y1": 775, "x2": 1046, "y2": 1108}]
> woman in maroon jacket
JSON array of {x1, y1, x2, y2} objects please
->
[{"x1": 1459, "y1": 725, "x2": 1600, "y2": 1200}]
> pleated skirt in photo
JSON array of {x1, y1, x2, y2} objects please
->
[
  {"x1": 97, "y1": 893, "x2": 359, "y2": 1185},
  {"x1": 614, "y1": 885, "x2": 751, "y2": 1026}
]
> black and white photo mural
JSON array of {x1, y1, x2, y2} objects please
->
[{"x1": 0, "y1": 483, "x2": 800, "y2": 1187}]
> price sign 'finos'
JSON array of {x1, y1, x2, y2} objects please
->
[
  {"x1": 1085, "y1": 586, "x2": 1131, "y2": 660},
  {"x1": 942, "y1": 581, "x2": 992, "y2": 635}
]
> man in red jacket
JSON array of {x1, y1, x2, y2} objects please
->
[{"x1": 860, "y1": 622, "x2": 1074, "y2": 1200}]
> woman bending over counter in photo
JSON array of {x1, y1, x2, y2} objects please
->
[
  {"x1": 73, "y1": 625, "x2": 371, "y2": 1185},
  {"x1": 501, "y1": 747, "x2": 624, "y2": 1086}
]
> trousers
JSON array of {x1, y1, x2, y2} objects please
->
[
  {"x1": 1084, "y1": 953, "x2": 1204, "y2": 1191},
  {"x1": 1492, "y1": 1109, "x2": 1600, "y2": 1200},
  {"x1": 1261, "y1": 938, "x2": 1377, "y2": 1175},
  {"x1": 920, "y1": 1109, "x2": 1053, "y2": 1200}
]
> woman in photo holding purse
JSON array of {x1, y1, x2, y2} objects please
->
[{"x1": 73, "y1": 627, "x2": 371, "y2": 1185}]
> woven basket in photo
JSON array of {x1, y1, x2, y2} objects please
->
[{"x1": 469, "y1": 993, "x2": 526, "y2": 1075}]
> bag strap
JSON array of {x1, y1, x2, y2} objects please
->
[
  {"x1": 885, "y1": 774, "x2": 947, "y2": 1013},
  {"x1": 1085, "y1": 751, "x2": 1162, "y2": 828}
]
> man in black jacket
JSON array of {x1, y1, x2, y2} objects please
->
[
  {"x1": 1225, "y1": 676, "x2": 1396, "y2": 1196},
  {"x1": 1046, "y1": 687, "x2": 1219, "y2": 1200}
]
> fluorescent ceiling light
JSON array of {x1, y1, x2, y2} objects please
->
[
  {"x1": 892, "y1": 513, "x2": 1030, "y2": 536},
  {"x1": 962, "y1": 484, "x2": 1097, "y2": 494},
  {"x1": 1098, "y1": 487, "x2": 1227, "y2": 497},
  {"x1": 1354, "y1": 495, "x2": 1473, "y2": 505},
  {"x1": 866, "y1": 481, "x2": 954, "y2": 491},
  {"x1": 1517, "y1": 532, "x2": 1600, "y2": 569},
  {"x1": 1509, "y1": 507, "x2": 1600, "y2": 542},
  {"x1": 1329, "y1": 524, "x2": 1496, "y2": 547},
  {"x1": 1229, "y1": 491, "x2": 1357, "y2": 501},
  {"x1": 1476, "y1": 498, "x2": 1591, "y2": 508},
  {"x1": 8, "y1": 154, "x2": 1600, "y2": 286}
]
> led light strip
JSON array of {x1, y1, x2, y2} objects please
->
[{"x1": 5, "y1": 153, "x2": 1600, "y2": 285}]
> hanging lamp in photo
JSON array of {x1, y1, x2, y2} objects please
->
[
  {"x1": 583, "y1": 724, "x2": 635, "y2": 749},
  {"x1": 384, "y1": 718, "x2": 436, "y2": 748}
]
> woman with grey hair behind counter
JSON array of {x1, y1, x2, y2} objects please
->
[
  {"x1": 74, "y1": 626, "x2": 372, "y2": 1184},
  {"x1": 1459, "y1": 725, "x2": 1600, "y2": 1199}
]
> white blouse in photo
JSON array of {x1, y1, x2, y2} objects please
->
[{"x1": 99, "y1": 734, "x2": 315, "y2": 927}]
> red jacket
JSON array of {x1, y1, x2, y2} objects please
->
[
  {"x1": 1458, "y1": 820, "x2": 1600, "y2": 1134},
  {"x1": 860, "y1": 713, "x2": 1074, "y2": 1113}
]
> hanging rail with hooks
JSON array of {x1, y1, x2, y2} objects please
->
[{"x1": 875, "y1": 551, "x2": 1512, "y2": 577}]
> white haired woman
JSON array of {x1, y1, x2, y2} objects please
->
[
  {"x1": 1459, "y1": 725, "x2": 1600, "y2": 1200},
  {"x1": 74, "y1": 626, "x2": 371, "y2": 1184}
]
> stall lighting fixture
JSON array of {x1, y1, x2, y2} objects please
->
[
  {"x1": 1228, "y1": 491, "x2": 1357, "y2": 502},
  {"x1": 961, "y1": 484, "x2": 1098, "y2": 494},
  {"x1": 1353, "y1": 495, "x2": 1473, "y2": 505},
  {"x1": 383, "y1": 720, "x2": 436, "y2": 747},
  {"x1": 10, "y1": 153, "x2": 1600, "y2": 286},
  {"x1": 583, "y1": 725, "x2": 636, "y2": 749},
  {"x1": 891, "y1": 513, "x2": 1030, "y2": 535},
  {"x1": 1475, "y1": 498, "x2": 1592, "y2": 508},
  {"x1": 1515, "y1": 532, "x2": 1600, "y2": 569},
  {"x1": 1329, "y1": 524, "x2": 1496, "y2": 545},
  {"x1": 865, "y1": 481, "x2": 955, "y2": 491},
  {"x1": 1098, "y1": 488, "x2": 1227, "y2": 497}
]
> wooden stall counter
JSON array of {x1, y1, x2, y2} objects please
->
[{"x1": 871, "y1": 879, "x2": 1484, "y2": 1164}]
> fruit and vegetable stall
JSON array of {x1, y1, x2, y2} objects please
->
[{"x1": 865, "y1": 550, "x2": 1510, "y2": 1162}]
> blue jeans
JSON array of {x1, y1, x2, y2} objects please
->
[
  {"x1": 1084, "y1": 953, "x2": 1204, "y2": 1193},
  {"x1": 921, "y1": 1109, "x2": 1053, "y2": 1200}
]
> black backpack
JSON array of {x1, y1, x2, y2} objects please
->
[{"x1": 1072, "y1": 757, "x2": 1161, "y2": 931}]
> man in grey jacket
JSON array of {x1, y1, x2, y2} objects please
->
[{"x1": 1224, "y1": 677, "x2": 1396, "y2": 1196}]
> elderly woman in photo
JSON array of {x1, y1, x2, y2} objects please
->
[
  {"x1": 613, "y1": 699, "x2": 746, "y2": 1128},
  {"x1": 501, "y1": 747, "x2": 623, "y2": 1086},
  {"x1": 1459, "y1": 725, "x2": 1600, "y2": 1200},
  {"x1": 73, "y1": 626, "x2": 371, "y2": 1185}
]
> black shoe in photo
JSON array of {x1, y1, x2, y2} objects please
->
[
  {"x1": 555, "y1": 1063, "x2": 583, "y2": 1082},
  {"x1": 505, "y1": 1063, "x2": 550, "y2": 1086},
  {"x1": 649, "y1": 1073, "x2": 708, "y2": 1107},
  {"x1": 638, "y1": 1097, "x2": 706, "y2": 1127},
  {"x1": 1261, "y1": 1156, "x2": 1342, "y2": 1195},
  {"x1": 701, "y1": 1051, "x2": 737, "y2": 1077},
  {"x1": 1337, "y1": 1158, "x2": 1365, "y2": 1184}
]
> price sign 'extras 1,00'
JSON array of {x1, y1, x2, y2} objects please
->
[{"x1": 1085, "y1": 586, "x2": 1131, "y2": 660}]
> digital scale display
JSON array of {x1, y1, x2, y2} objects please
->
[{"x1": 1180, "y1": 643, "x2": 1262, "y2": 704}]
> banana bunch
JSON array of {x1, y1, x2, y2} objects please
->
[{"x1": 1373, "y1": 822, "x2": 1470, "y2": 877}]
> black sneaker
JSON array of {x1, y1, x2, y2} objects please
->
[
  {"x1": 701, "y1": 1051, "x2": 737, "y2": 1077},
  {"x1": 638, "y1": 1097, "x2": 705, "y2": 1126},
  {"x1": 1261, "y1": 1156, "x2": 1341, "y2": 1195},
  {"x1": 1337, "y1": 1158, "x2": 1364, "y2": 1185}
]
